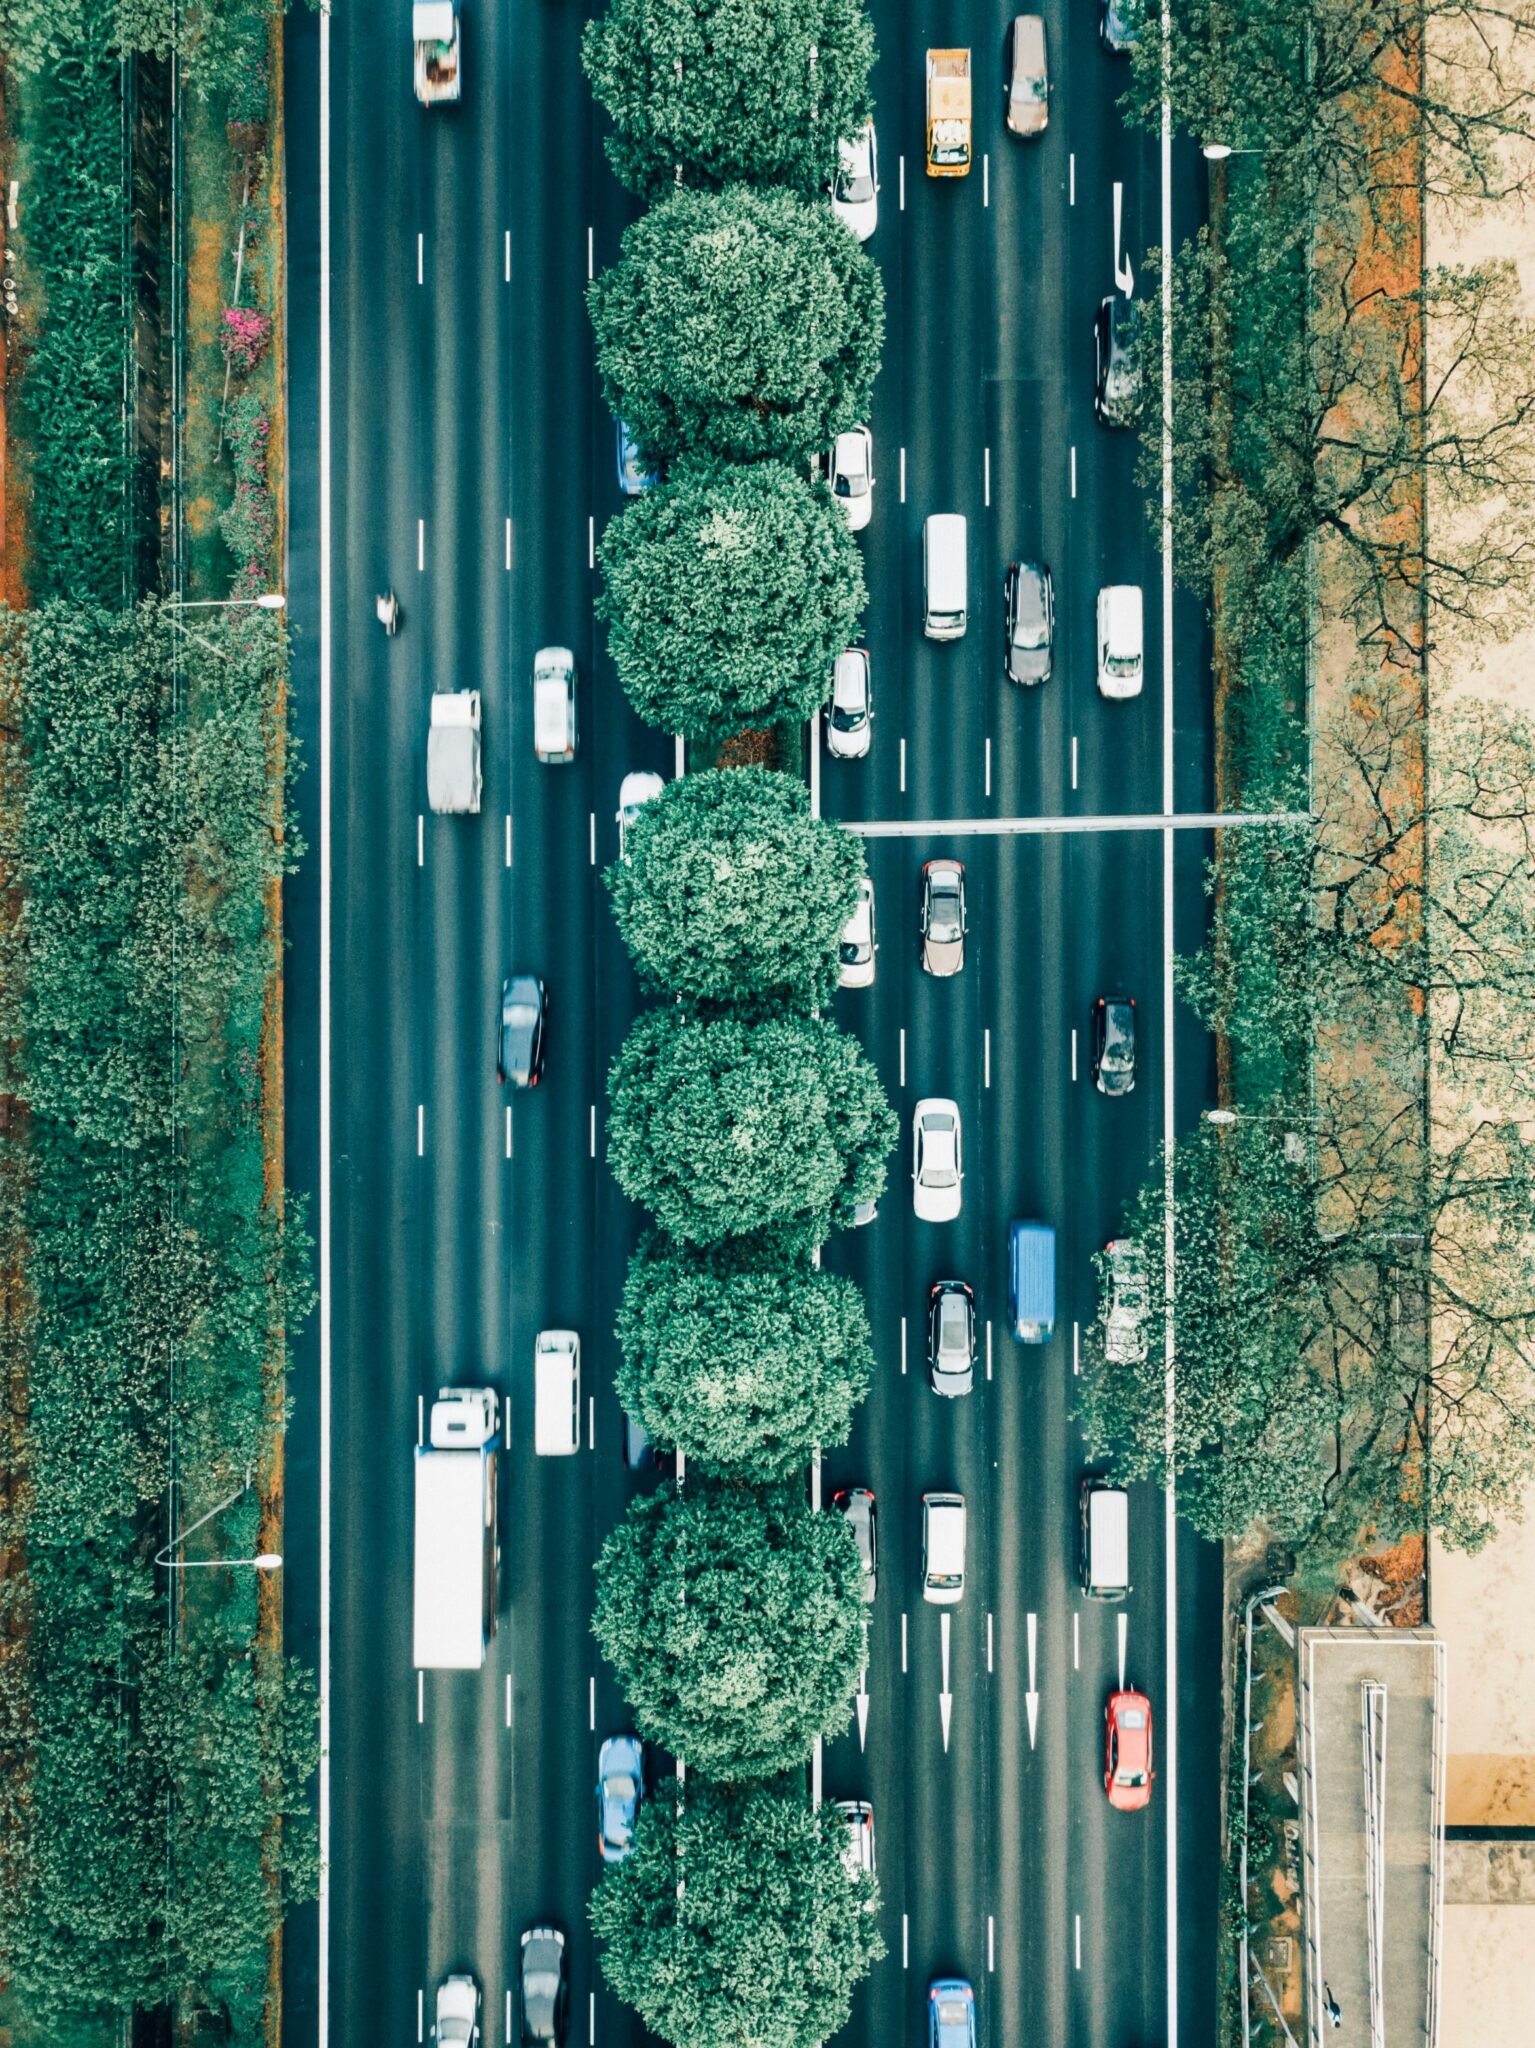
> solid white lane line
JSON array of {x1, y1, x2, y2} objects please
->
[
  {"x1": 416, "y1": 232, "x2": 423, "y2": 285},
  {"x1": 899, "y1": 1028, "x2": 906, "y2": 1087},
  {"x1": 417, "y1": 815, "x2": 424, "y2": 867},
  {"x1": 1162, "y1": 47, "x2": 1181, "y2": 2048},
  {"x1": 903, "y1": 1914, "x2": 910, "y2": 1968},
  {"x1": 416, "y1": 1105, "x2": 424, "y2": 1156},
  {"x1": 504, "y1": 1106, "x2": 512, "y2": 1159},
  {"x1": 901, "y1": 1612, "x2": 908, "y2": 1672},
  {"x1": 589, "y1": 1676, "x2": 596, "y2": 1729},
  {"x1": 1071, "y1": 735, "x2": 1079, "y2": 789},
  {"x1": 417, "y1": 518, "x2": 424, "y2": 570},
  {"x1": 988, "y1": 1915, "x2": 995, "y2": 1972},
  {"x1": 985, "y1": 736, "x2": 992, "y2": 797},
  {"x1": 1119, "y1": 1610, "x2": 1129, "y2": 1692},
  {"x1": 1070, "y1": 1029, "x2": 1078, "y2": 1082},
  {"x1": 1073, "y1": 1611, "x2": 1080, "y2": 1669},
  {"x1": 899, "y1": 156, "x2": 906, "y2": 210},
  {"x1": 984, "y1": 1029, "x2": 991, "y2": 1089},
  {"x1": 810, "y1": 711, "x2": 821, "y2": 819},
  {"x1": 505, "y1": 815, "x2": 512, "y2": 866},
  {"x1": 899, "y1": 446, "x2": 906, "y2": 502},
  {"x1": 505, "y1": 1674, "x2": 512, "y2": 1727},
  {"x1": 983, "y1": 153, "x2": 990, "y2": 206},
  {"x1": 588, "y1": 515, "x2": 595, "y2": 569},
  {"x1": 1070, "y1": 152, "x2": 1076, "y2": 205},
  {"x1": 589, "y1": 1105, "x2": 596, "y2": 1158},
  {"x1": 417, "y1": 1671, "x2": 424, "y2": 1724},
  {"x1": 1070, "y1": 446, "x2": 1077, "y2": 498},
  {"x1": 587, "y1": 224, "x2": 594, "y2": 280},
  {"x1": 418, "y1": 1395, "x2": 425, "y2": 1446},
  {"x1": 984, "y1": 446, "x2": 991, "y2": 506},
  {"x1": 589, "y1": 812, "x2": 596, "y2": 865},
  {"x1": 505, "y1": 517, "x2": 512, "y2": 570},
  {"x1": 504, "y1": 230, "x2": 511, "y2": 283},
  {"x1": 987, "y1": 1612, "x2": 994, "y2": 1672},
  {"x1": 1075, "y1": 1915, "x2": 1082, "y2": 1969},
  {"x1": 1073, "y1": 1321, "x2": 1080, "y2": 1376},
  {"x1": 986, "y1": 1320, "x2": 993, "y2": 1380},
  {"x1": 900, "y1": 737, "x2": 907, "y2": 792},
  {"x1": 588, "y1": 1396, "x2": 595, "y2": 1452}
]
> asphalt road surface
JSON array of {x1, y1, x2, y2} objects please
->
[{"x1": 282, "y1": 5, "x2": 1222, "y2": 2046}]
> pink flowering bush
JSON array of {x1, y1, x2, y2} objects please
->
[
  {"x1": 220, "y1": 304, "x2": 271, "y2": 378},
  {"x1": 221, "y1": 394, "x2": 277, "y2": 594}
]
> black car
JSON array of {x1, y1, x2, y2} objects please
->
[
  {"x1": 928, "y1": 1279, "x2": 976, "y2": 1398},
  {"x1": 1092, "y1": 996, "x2": 1136, "y2": 1097},
  {"x1": 498, "y1": 975, "x2": 547, "y2": 1087},
  {"x1": 1004, "y1": 560, "x2": 1054, "y2": 684},
  {"x1": 1094, "y1": 295, "x2": 1143, "y2": 426},
  {"x1": 520, "y1": 1928, "x2": 567, "y2": 2048}
]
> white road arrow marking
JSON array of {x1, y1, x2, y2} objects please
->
[
  {"x1": 1118, "y1": 1612, "x2": 1128, "y2": 1693},
  {"x1": 857, "y1": 1665, "x2": 869, "y2": 1749},
  {"x1": 1026, "y1": 1610, "x2": 1040, "y2": 1749},
  {"x1": 1113, "y1": 182, "x2": 1135, "y2": 296},
  {"x1": 940, "y1": 1611, "x2": 953, "y2": 1751}
]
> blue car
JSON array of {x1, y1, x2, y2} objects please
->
[
  {"x1": 929, "y1": 1980, "x2": 975, "y2": 2048},
  {"x1": 597, "y1": 1734, "x2": 645, "y2": 1862},
  {"x1": 615, "y1": 420, "x2": 658, "y2": 497}
]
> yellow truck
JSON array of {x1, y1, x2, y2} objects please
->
[{"x1": 926, "y1": 49, "x2": 972, "y2": 176}]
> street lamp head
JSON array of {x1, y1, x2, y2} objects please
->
[
  {"x1": 252, "y1": 593, "x2": 286, "y2": 610},
  {"x1": 1205, "y1": 1108, "x2": 1239, "y2": 1125},
  {"x1": 254, "y1": 1552, "x2": 284, "y2": 1571},
  {"x1": 1202, "y1": 142, "x2": 1234, "y2": 160}
]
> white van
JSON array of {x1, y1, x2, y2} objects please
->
[
  {"x1": 1079, "y1": 1478, "x2": 1130, "y2": 1599},
  {"x1": 1096, "y1": 584, "x2": 1144, "y2": 698},
  {"x1": 533, "y1": 1330, "x2": 581, "y2": 1455},
  {"x1": 922, "y1": 1491, "x2": 967, "y2": 1604},
  {"x1": 924, "y1": 515, "x2": 969, "y2": 640}
]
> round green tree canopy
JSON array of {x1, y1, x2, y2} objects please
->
[
  {"x1": 606, "y1": 1008, "x2": 897, "y2": 1245},
  {"x1": 598, "y1": 463, "x2": 867, "y2": 741},
  {"x1": 606, "y1": 767, "x2": 866, "y2": 1001},
  {"x1": 593, "y1": 1480, "x2": 868, "y2": 1779},
  {"x1": 588, "y1": 184, "x2": 884, "y2": 467},
  {"x1": 616, "y1": 1232, "x2": 874, "y2": 1477},
  {"x1": 590, "y1": 1778, "x2": 884, "y2": 2048}
]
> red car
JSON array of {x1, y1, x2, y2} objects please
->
[{"x1": 1105, "y1": 1689, "x2": 1154, "y2": 1811}]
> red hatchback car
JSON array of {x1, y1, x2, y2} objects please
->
[{"x1": 1105, "y1": 1689, "x2": 1154, "y2": 1811}]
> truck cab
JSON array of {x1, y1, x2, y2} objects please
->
[
  {"x1": 926, "y1": 50, "x2": 973, "y2": 176},
  {"x1": 413, "y1": 2, "x2": 462, "y2": 106}
]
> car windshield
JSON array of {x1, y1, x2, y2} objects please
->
[
  {"x1": 839, "y1": 167, "x2": 875, "y2": 202},
  {"x1": 837, "y1": 471, "x2": 867, "y2": 497},
  {"x1": 831, "y1": 696, "x2": 865, "y2": 728}
]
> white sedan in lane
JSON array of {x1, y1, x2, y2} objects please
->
[
  {"x1": 830, "y1": 120, "x2": 879, "y2": 241},
  {"x1": 829, "y1": 426, "x2": 875, "y2": 532},
  {"x1": 912, "y1": 1098, "x2": 963, "y2": 1222}
]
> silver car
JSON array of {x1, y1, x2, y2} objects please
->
[
  {"x1": 1104, "y1": 1238, "x2": 1149, "y2": 1364},
  {"x1": 921, "y1": 860, "x2": 967, "y2": 975}
]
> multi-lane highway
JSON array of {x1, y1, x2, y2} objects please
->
[{"x1": 282, "y1": 5, "x2": 1221, "y2": 2046}]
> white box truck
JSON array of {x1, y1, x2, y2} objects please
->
[
  {"x1": 413, "y1": 1387, "x2": 499, "y2": 1670},
  {"x1": 426, "y1": 689, "x2": 483, "y2": 814}
]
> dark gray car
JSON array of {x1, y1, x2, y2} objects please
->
[
  {"x1": 520, "y1": 1929, "x2": 567, "y2": 2048},
  {"x1": 498, "y1": 975, "x2": 547, "y2": 1088},
  {"x1": 833, "y1": 1486, "x2": 877, "y2": 1602},
  {"x1": 1092, "y1": 996, "x2": 1136, "y2": 1097},
  {"x1": 1005, "y1": 560, "x2": 1054, "y2": 683},
  {"x1": 1095, "y1": 295, "x2": 1143, "y2": 426},
  {"x1": 928, "y1": 1280, "x2": 976, "y2": 1397}
]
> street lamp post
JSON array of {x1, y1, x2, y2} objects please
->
[
  {"x1": 1203, "y1": 1107, "x2": 1312, "y2": 1164},
  {"x1": 154, "y1": 1468, "x2": 282, "y2": 1573},
  {"x1": 164, "y1": 593, "x2": 285, "y2": 610}
]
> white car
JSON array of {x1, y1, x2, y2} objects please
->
[
  {"x1": 833, "y1": 1798, "x2": 877, "y2": 1903},
  {"x1": 831, "y1": 121, "x2": 879, "y2": 241},
  {"x1": 1104, "y1": 1238, "x2": 1149, "y2": 1364},
  {"x1": 1096, "y1": 584, "x2": 1144, "y2": 699},
  {"x1": 615, "y1": 770, "x2": 665, "y2": 862},
  {"x1": 912, "y1": 1098, "x2": 963, "y2": 1222},
  {"x1": 434, "y1": 1974, "x2": 480, "y2": 2045},
  {"x1": 839, "y1": 876, "x2": 876, "y2": 989},
  {"x1": 826, "y1": 648, "x2": 872, "y2": 759},
  {"x1": 830, "y1": 426, "x2": 875, "y2": 532},
  {"x1": 532, "y1": 645, "x2": 577, "y2": 763}
]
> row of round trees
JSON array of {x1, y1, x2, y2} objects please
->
[{"x1": 581, "y1": 5, "x2": 891, "y2": 2045}]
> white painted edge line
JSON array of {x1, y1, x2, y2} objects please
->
[
  {"x1": 899, "y1": 1028, "x2": 906, "y2": 1088},
  {"x1": 588, "y1": 515, "x2": 595, "y2": 570},
  {"x1": 416, "y1": 814, "x2": 423, "y2": 868},
  {"x1": 416, "y1": 231, "x2": 423, "y2": 285},
  {"x1": 1075, "y1": 1913, "x2": 1082, "y2": 1970},
  {"x1": 1073, "y1": 1611, "x2": 1080, "y2": 1669},
  {"x1": 588, "y1": 1992, "x2": 595, "y2": 2048},
  {"x1": 900, "y1": 1315, "x2": 907, "y2": 1376},
  {"x1": 417, "y1": 518, "x2": 425, "y2": 571},
  {"x1": 507, "y1": 1990, "x2": 514, "y2": 2046},
  {"x1": 1161, "y1": 16, "x2": 1181, "y2": 2042},
  {"x1": 899, "y1": 446, "x2": 907, "y2": 503},
  {"x1": 984, "y1": 1028, "x2": 991, "y2": 1089},
  {"x1": 899, "y1": 155, "x2": 906, "y2": 210},
  {"x1": 416, "y1": 1104, "x2": 425, "y2": 1157},
  {"x1": 418, "y1": 1395, "x2": 425, "y2": 1446},
  {"x1": 505, "y1": 1105, "x2": 512, "y2": 1159},
  {"x1": 987, "y1": 1611, "x2": 994, "y2": 1672},
  {"x1": 504, "y1": 1395, "x2": 512, "y2": 1444},
  {"x1": 503, "y1": 229, "x2": 511, "y2": 283},
  {"x1": 589, "y1": 1675, "x2": 596, "y2": 1730},
  {"x1": 418, "y1": 1988, "x2": 424, "y2": 2042}
]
